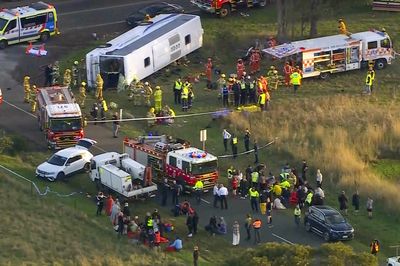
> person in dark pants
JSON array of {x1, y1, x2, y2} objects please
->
[
  {"x1": 117, "y1": 212, "x2": 124, "y2": 237},
  {"x1": 232, "y1": 80, "x2": 241, "y2": 108},
  {"x1": 192, "y1": 211, "x2": 199, "y2": 235},
  {"x1": 161, "y1": 178, "x2": 169, "y2": 206},
  {"x1": 44, "y1": 63, "x2": 53, "y2": 87},
  {"x1": 244, "y1": 128, "x2": 251, "y2": 152},
  {"x1": 301, "y1": 160, "x2": 308, "y2": 181},
  {"x1": 253, "y1": 141, "x2": 259, "y2": 164},
  {"x1": 112, "y1": 112, "x2": 120, "y2": 138},
  {"x1": 252, "y1": 218, "x2": 262, "y2": 244},
  {"x1": 218, "y1": 184, "x2": 228, "y2": 209},
  {"x1": 352, "y1": 190, "x2": 360, "y2": 213},
  {"x1": 90, "y1": 102, "x2": 99, "y2": 125},
  {"x1": 249, "y1": 187, "x2": 259, "y2": 212},
  {"x1": 231, "y1": 135, "x2": 238, "y2": 159},
  {"x1": 96, "y1": 192, "x2": 105, "y2": 216},
  {"x1": 193, "y1": 246, "x2": 199, "y2": 266},
  {"x1": 171, "y1": 180, "x2": 182, "y2": 206},
  {"x1": 213, "y1": 183, "x2": 219, "y2": 208},
  {"x1": 222, "y1": 129, "x2": 231, "y2": 153},
  {"x1": 245, "y1": 214, "x2": 252, "y2": 240},
  {"x1": 240, "y1": 177, "x2": 248, "y2": 199},
  {"x1": 186, "y1": 213, "x2": 194, "y2": 237},
  {"x1": 338, "y1": 191, "x2": 348, "y2": 215}
]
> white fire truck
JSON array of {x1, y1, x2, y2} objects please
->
[
  {"x1": 36, "y1": 86, "x2": 84, "y2": 149},
  {"x1": 123, "y1": 135, "x2": 218, "y2": 192},
  {"x1": 90, "y1": 152, "x2": 157, "y2": 198},
  {"x1": 263, "y1": 29, "x2": 395, "y2": 79}
]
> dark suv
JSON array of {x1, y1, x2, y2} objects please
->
[{"x1": 304, "y1": 205, "x2": 354, "y2": 242}]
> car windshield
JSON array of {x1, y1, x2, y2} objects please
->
[
  {"x1": 50, "y1": 118, "x2": 82, "y2": 132},
  {"x1": 47, "y1": 154, "x2": 67, "y2": 166},
  {"x1": 326, "y1": 214, "x2": 345, "y2": 224},
  {"x1": 0, "y1": 18, "x2": 8, "y2": 32},
  {"x1": 191, "y1": 160, "x2": 218, "y2": 175}
]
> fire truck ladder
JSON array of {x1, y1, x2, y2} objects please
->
[
  {"x1": 247, "y1": 0, "x2": 253, "y2": 8},
  {"x1": 231, "y1": 0, "x2": 237, "y2": 11}
]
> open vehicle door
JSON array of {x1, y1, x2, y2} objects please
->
[{"x1": 75, "y1": 138, "x2": 97, "y2": 150}]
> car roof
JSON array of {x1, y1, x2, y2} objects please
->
[
  {"x1": 311, "y1": 205, "x2": 340, "y2": 215},
  {"x1": 55, "y1": 147, "x2": 88, "y2": 157}
]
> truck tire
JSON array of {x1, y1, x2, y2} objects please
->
[
  {"x1": 40, "y1": 32, "x2": 50, "y2": 43},
  {"x1": 375, "y1": 59, "x2": 387, "y2": 70},
  {"x1": 219, "y1": 4, "x2": 231, "y2": 18},
  {"x1": 0, "y1": 40, "x2": 7, "y2": 49},
  {"x1": 319, "y1": 72, "x2": 330, "y2": 80},
  {"x1": 83, "y1": 163, "x2": 90, "y2": 173}
]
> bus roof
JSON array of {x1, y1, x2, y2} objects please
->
[
  {"x1": 263, "y1": 30, "x2": 388, "y2": 58},
  {"x1": 92, "y1": 13, "x2": 199, "y2": 57}
]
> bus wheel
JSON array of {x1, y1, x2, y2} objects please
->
[
  {"x1": 375, "y1": 59, "x2": 387, "y2": 70},
  {"x1": 320, "y1": 72, "x2": 330, "y2": 80},
  {"x1": 40, "y1": 32, "x2": 50, "y2": 43},
  {"x1": 0, "y1": 40, "x2": 7, "y2": 49},
  {"x1": 219, "y1": 4, "x2": 231, "y2": 18}
]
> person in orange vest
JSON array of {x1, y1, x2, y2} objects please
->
[
  {"x1": 205, "y1": 57, "x2": 213, "y2": 83},
  {"x1": 283, "y1": 61, "x2": 293, "y2": 87},
  {"x1": 370, "y1": 239, "x2": 380, "y2": 256},
  {"x1": 261, "y1": 76, "x2": 268, "y2": 93},
  {"x1": 250, "y1": 49, "x2": 261, "y2": 74},
  {"x1": 236, "y1": 59, "x2": 245, "y2": 80},
  {"x1": 252, "y1": 218, "x2": 262, "y2": 244}
]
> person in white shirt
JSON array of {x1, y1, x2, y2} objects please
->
[
  {"x1": 222, "y1": 129, "x2": 232, "y2": 153},
  {"x1": 218, "y1": 184, "x2": 229, "y2": 210},
  {"x1": 315, "y1": 187, "x2": 325, "y2": 199},
  {"x1": 316, "y1": 169, "x2": 323, "y2": 187},
  {"x1": 213, "y1": 183, "x2": 220, "y2": 208}
]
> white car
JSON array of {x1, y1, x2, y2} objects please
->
[
  {"x1": 387, "y1": 256, "x2": 400, "y2": 266},
  {"x1": 36, "y1": 139, "x2": 97, "y2": 181}
]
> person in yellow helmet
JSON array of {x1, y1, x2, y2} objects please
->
[
  {"x1": 23, "y1": 76, "x2": 31, "y2": 103},
  {"x1": 143, "y1": 81, "x2": 152, "y2": 106},
  {"x1": 153, "y1": 86, "x2": 162, "y2": 113},
  {"x1": 63, "y1": 69, "x2": 72, "y2": 88},
  {"x1": 96, "y1": 73, "x2": 104, "y2": 100},
  {"x1": 30, "y1": 85, "x2": 37, "y2": 113},
  {"x1": 338, "y1": 18, "x2": 348, "y2": 35},
  {"x1": 72, "y1": 60, "x2": 79, "y2": 88},
  {"x1": 147, "y1": 107, "x2": 156, "y2": 127},
  {"x1": 79, "y1": 81, "x2": 87, "y2": 108}
]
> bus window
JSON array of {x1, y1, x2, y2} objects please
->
[
  {"x1": 21, "y1": 15, "x2": 47, "y2": 28},
  {"x1": 4, "y1": 20, "x2": 16, "y2": 33}
]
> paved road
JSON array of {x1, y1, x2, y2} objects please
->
[{"x1": 0, "y1": 0, "x2": 325, "y2": 248}]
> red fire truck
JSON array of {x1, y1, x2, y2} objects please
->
[
  {"x1": 36, "y1": 86, "x2": 84, "y2": 149},
  {"x1": 123, "y1": 135, "x2": 218, "y2": 192},
  {"x1": 190, "y1": 0, "x2": 268, "y2": 17}
]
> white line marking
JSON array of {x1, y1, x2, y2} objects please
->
[
  {"x1": 272, "y1": 233, "x2": 294, "y2": 245},
  {"x1": 3, "y1": 100, "x2": 37, "y2": 118},
  {"x1": 201, "y1": 198, "x2": 211, "y2": 204}
]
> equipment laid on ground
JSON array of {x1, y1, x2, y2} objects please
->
[
  {"x1": 36, "y1": 86, "x2": 84, "y2": 149},
  {"x1": 86, "y1": 13, "x2": 204, "y2": 88},
  {"x1": 263, "y1": 29, "x2": 395, "y2": 79},
  {"x1": 0, "y1": 1, "x2": 59, "y2": 49},
  {"x1": 123, "y1": 135, "x2": 218, "y2": 192},
  {"x1": 90, "y1": 152, "x2": 157, "y2": 198},
  {"x1": 373, "y1": 0, "x2": 400, "y2": 11},
  {"x1": 190, "y1": 0, "x2": 268, "y2": 17},
  {"x1": 25, "y1": 43, "x2": 47, "y2": 56}
]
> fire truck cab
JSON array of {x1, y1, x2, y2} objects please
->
[
  {"x1": 123, "y1": 135, "x2": 218, "y2": 191},
  {"x1": 191, "y1": 0, "x2": 268, "y2": 18},
  {"x1": 36, "y1": 86, "x2": 84, "y2": 150}
]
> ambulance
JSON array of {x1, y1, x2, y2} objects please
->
[
  {"x1": 0, "y1": 1, "x2": 58, "y2": 49},
  {"x1": 263, "y1": 29, "x2": 395, "y2": 79}
]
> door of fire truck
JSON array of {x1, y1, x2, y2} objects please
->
[{"x1": 147, "y1": 154, "x2": 164, "y2": 182}]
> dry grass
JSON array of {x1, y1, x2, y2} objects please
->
[{"x1": 228, "y1": 95, "x2": 400, "y2": 209}]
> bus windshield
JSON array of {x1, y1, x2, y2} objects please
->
[
  {"x1": 50, "y1": 117, "x2": 82, "y2": 132},
  {"x1": 191, "y1": 160, "x2": 218, "y2": 175},
  {"x1": 0, "y1": 18, "x2": 8, "y2": 32}
]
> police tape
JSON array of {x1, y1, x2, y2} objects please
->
[
  {"x1": 86, "y1": 110, "x2": 231, "y2": 123},
  {"x1": 0, "y1": 164, "x2": 82, "y2": 197},
  {"x1": 217, "y1": 138, "x2": 277, "y2": 158}
]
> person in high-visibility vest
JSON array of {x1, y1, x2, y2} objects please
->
[
  {"x1": 173, "y1": 78, "x2": 182, "y2": 104},
  {"x1": 252, "y1": 218, "x2": 262, "y2": 244},
  {"x1": 368, "y1": 68, "x2": 375, "y2": 93},
  {"x1": 283, "y1": 61, "x2": 293, "y2": 87},
  {"x1": 205, "y1": 57, "x2": 213, "y2": 83},
  {"x1": 79, "y1": 81, "x2": 87, "y2": 108},
  {"x1": 63, "y1": 69, "x2": 72, "y2": 89},
  {"x1": 194, "y1": 179, "x2": 204, "y2": 205},
  {"x1": 249, "y1": 187, "x2": 259, "y2": 212},
  {"x1": 217, "y1": 73, "x2": 226, "y2": 91},
  {"x1": 290, "y1": 69, "x2": 302, "y2": 93},
  {"x1": 338, "y1": 18, "x2": 348, "y2": 35},
  {"x1": 294, "y1": 205, "x2": 301, "y2": 227},
  {"x1": 153, "y1": 86, "x2": 162, "y2": 113},
  {"x1": 231, "y1": 134, "x2": 238, "y2": 159},
  {"x1": 147, "y1": 107, "x2": 156, "y2": 127},
  {"x1": 29, "y1": 85, "x2": 37, "y2": 113},
  {"x1": 240, "y1": 77, "x2": 247, "y2": 105},
  {"x1": 23, "y1": 76, "x2": 31, "y2": 103},
  {"x1": 305, "y1": 190, "x2": 313, "y2": 207},
  {"x1": 236, "y1": 59, "x2": 245, "y2": 80},
  {"x1": 143, "y1": 81, "x2": 152, "y2": 107},
  {"x1": 364, "y1": 72, "x2": 373, "y2": 95},
  {"x1": 181, "y1": 82, "x2": 189, "y2": 112},
  {"x1": 258, "y1": 91, "x2": 266, "y2": 111},
  {"x1": 96, "y1": 73, "x2": 104, "y2": 100},
  {"x1": 250, "y1": 49, "x2": 261, "y2": 74}
]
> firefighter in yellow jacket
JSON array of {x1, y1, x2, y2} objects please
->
[
  {"x1": 23, "y1": 75, "x2": 31, "y2": 103},
  {"x1": 143, "y1": 81, "x2": 152, "y2": 107},
  {"x1": 63, "y1": 69, "x2": 72, "y2": 88},
  {"x1": 30, "y1": 85, "x2": 37, "y2": 113},
  {"x1": 96, "y1": 73, "x2": 104, "y2": 100},
  {"x1": 79, "y1": 82, "x2": 87, "y2": 108},
  {"x1": 153, "y1": 86, "x2": 162, "y2": 113}
]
